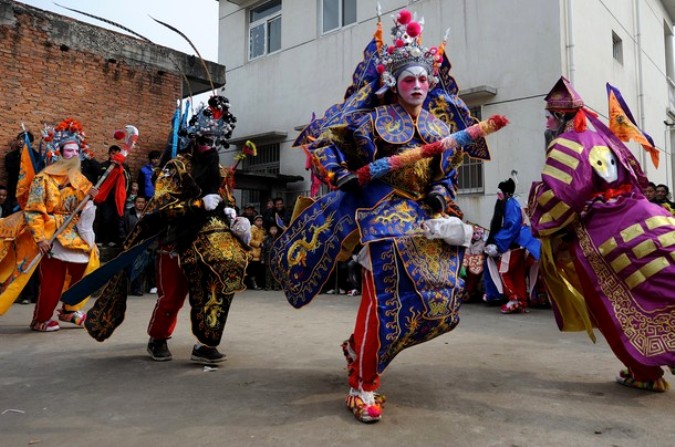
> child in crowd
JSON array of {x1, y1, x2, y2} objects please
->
[{"x1": 261, "y1": 225, "x2": 281, "y2": 291}]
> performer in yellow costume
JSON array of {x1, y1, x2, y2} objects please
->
[{"x1": 0, "y1": 118, "x2": 99, "y2": 331}]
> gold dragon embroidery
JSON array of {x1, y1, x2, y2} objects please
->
[{"x1": 287, "y1": 216, "x2": 334, "y2": 267}]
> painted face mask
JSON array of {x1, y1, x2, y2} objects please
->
[
  {"x1": 61, "y1": 142, "x2": 80, "y2": 159},
  {"x1": 589, "y1": 145, "x2": 618, "y2": 184},
  {"x1": 396, "y1": 65, "x2": 430, "y2": 109}
]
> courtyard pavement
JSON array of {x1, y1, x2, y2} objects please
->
[{"x1": 1, "y1": 289, "x2": 674, "y2": 447}]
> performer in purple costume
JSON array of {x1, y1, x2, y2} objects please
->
[{"x1": 529, "y1": 76, "x2": 675, "y2": 392}]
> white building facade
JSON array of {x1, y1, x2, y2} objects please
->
[{"x1": 218, "y1": 0, "x2": 675, "y2": 227}]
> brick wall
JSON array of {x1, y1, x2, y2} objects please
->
[{"x1": 0, "y1": 1, "x2": 183, "y2": 185}]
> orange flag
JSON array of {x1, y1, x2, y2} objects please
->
[
  {"x1": 15, "y1": 143, "x2": 38, "y2": 209},
  {"x1": 607, "y1": 83, "x2": 659, "y2": 168}
]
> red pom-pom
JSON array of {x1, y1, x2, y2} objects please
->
[
  {"x1": 113, "y1": 130, "x2": 125, "y2": 140},
  {"x1": 395, "y1": 39, "x2": 404, "y2": 48},
  {"x1": 397, "y1": 10, "x2": 412, "y2": 25},
  {"x1": 376, "y1": 64, "x2": 386, "y2": 74},
  {"x1": 387, "y1": 46, "x2": 395, "y2": 54},
  {"x1": 406, "y1": 22, "x2": 421, "y2": 38}
]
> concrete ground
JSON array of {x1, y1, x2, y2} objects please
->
[{"x1": 1, "y1": 290, "x2": 674, "y2": 447}]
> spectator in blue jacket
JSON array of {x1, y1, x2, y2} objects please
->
[{"x1": 137, "y1": 150, "x2": 161, "y2": 199}]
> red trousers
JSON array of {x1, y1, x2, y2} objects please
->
[
  {"x1": 347, "y1": 269, "x2": 381, "y2": 392},
  {"x1": 147, "y1": 251, "x2": 189, "y2": 340},
  {"x1": 32, "y1": 256, "x2": 87, "y2": 323},
  {"x1": 498, "y1": 248, "x2": 528, "y2": 304}
]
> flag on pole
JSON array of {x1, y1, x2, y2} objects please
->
[
  {"x1": 606, "y1": 83, "x2": 659, "y2": 168},
  {"x1": 15, "y1": 130, "x2": 41, "y2": 209}
]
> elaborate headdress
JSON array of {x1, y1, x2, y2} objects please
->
[
  {"x1": 41, "y1": 118, "x2": 91, "y2": 162},
  {"x1": 376, "y1": 8, "x2": 445, "y2": 92},
  {"x1": 545, "y1": 76, "x2": 584, "y2": 112},
  {"x1": 187, "y1": 95, "x2": 237, "y2": 148}
]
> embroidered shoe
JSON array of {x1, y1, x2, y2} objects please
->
[
  {"x1": 31, "y1": 320, "x2": 60, "y2": 332},
  {"x1": 500, "y1": 300, "x2": 526, "y2": 314},
  {"x1": 57, "y1": 309, "x2": 86, "y2": 326},
  {"x1": 616, "y1": 368, "x2": 670, "y2": 392},
  {"x1": 147, "y1": 338, "x2": 172, "y2": 362},
  {"x1": 345, "y1": 388, "x2": 383, "y2": 423},
  {"x1": 191, "y1": 344, "x2": 225, "y2": 365}
]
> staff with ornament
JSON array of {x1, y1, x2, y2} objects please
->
[{"x1": 271, "y1": 6, "x2": 507, "y2": 423}]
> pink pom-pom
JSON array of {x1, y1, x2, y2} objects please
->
[
  {"x1": 406, "y1": 22, "x2": 421, "y2": 38},
  {"x1": 113, "y1": 130, "x2": 125, "y2": 140},
  {"x1": 397, "y1": 10, "x2": 412, "y2": 25},
  {"x1": 376, "y1": 64, "x2": 386, "y2": 74},
  {"x1": 387, "y1": 46, "x2": 395, "y2": 54},
  {"x1": 366, "y1": 405, "x2": 382, "y2": 418},
  {"x1": 395, "y1": 39, "x2": 404, "y2": 48}
]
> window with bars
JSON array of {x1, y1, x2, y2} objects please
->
[
  {"x1": 241, "y1": 142, "x2": 280, "y2": 174},
  {"x1": 457, "y1": 106, "x2": 484, "y2": 194},
  {"x1": 321, "y1": 0, "x2": 357, "y2": 34},
  {"x1": 249, "y1": 0, "x2": 282, "y2": 60}
]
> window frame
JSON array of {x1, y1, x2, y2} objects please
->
[
  {"x1": 248, "y1": 0, "x2": 282, "y2": 61},
  {"x1": 320, "y1": 0, "x2": 357, "y2": 35}
]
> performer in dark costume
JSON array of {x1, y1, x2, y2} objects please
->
[{"x1": 70, "y1": 96, "x2": 251, "y2": 365}]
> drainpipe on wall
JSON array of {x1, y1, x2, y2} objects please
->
[
  {"x1": 565, "y1": 0, "x2": 575, "y2": 83},
  {"x1": 634, "y1": 0, "x2": 649, "y2": 173}
]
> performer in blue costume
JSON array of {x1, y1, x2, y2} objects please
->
[
  {"x1": 271, "y1": 8, "x2": 506, "y2": 423},
  {"x1": 483, "y1": 178, "x2": 541, "y2": 314}
]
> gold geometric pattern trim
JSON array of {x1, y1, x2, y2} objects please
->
[
  {"x1": 657, "y1": 230, "x2": 675, "y2": 248},
  {"x1": 548, "y1": 148, "x2": 580, "y2": 169},
  {"x1": 539, "y1": 213, "x2": 552, "y2": 224},
  {"x1": 620, "y1": 223, "x2": 644, "y2": 243},
  {"x1": 645, "y1": 215, "x2": 671, "y2": 230},
  {"x1": 542, "y1": 164, "x2": 572, "y2": 185},
  {"x1": 625, "y1": 257, "x2": 669, "y2": 289},
  {"x1": 610, "y1": 254, "x2": 631, "y2": 273},
  {"x1": 598, "y1": 237, "x2": 618, "y2": 256},
  {"x1": 554, "y1": 137, "x2": 584, "y2": 154},
  {"x1": 537, "y1": 189, "x2": 555, "y2": 207},
  {"x1": 632, "y1": 239, "x2": 657, "y2": 259},
  {"x1": 548, "y1": 201, "x2": 571, "y2": 220},
  {"x1": 575, "y1": 224, "x2": 675, "y2": 357}
]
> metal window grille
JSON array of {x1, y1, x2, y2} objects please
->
[
  {"x1": 241, "y1": 142, "x2": 280, "y2": 174},
  {"x1": 458, "y1": 106, "x2": 484, "y2": 194}
]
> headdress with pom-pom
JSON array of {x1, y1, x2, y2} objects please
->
[
  {"x1": 375, "y1": 8, "x2": 445, "y2": 94},
  {"x1": 187, "y1": 95, "x2": 237, "y2": 149},
  {"x1": 41, "y1": 118, "x2": 89, "y2": 163}
]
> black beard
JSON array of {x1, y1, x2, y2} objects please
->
[{"x1": 191, "y1": 147, "x2": 221, "y2": 195}]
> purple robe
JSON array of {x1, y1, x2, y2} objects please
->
[{"x1": 529, "y1": 127, "x2": 675, "y2": 379}]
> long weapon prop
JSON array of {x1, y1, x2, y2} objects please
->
[
  {"x1": 355, "y1": 115, "x2": 508, "y2": 185},
  {"x1": 149, "y1": 16, "x2": 215, "y2": 94},
  {"x1": 22, "y1": 125, "x2": 139, "y2": 273},
  {"x1": 53, "y1": 3, "x2": 196, "y2": 101}
]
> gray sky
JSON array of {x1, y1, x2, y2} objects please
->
[{"x1": 16, "y1": 0, "x2": 219, "y2": 60}]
